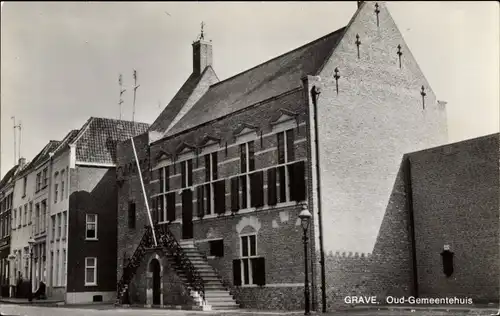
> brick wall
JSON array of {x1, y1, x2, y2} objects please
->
[
  {"x1": 188, "y1": 203, "x2": 310, "y2": 310},
  {"x1": 67, "y1": 165, "x2": 117, "y2": 293},
  {"x1": 309, "y1": 1, "x2": 448, "y2": 309},
  {"x1": 116, "y1": 132, "x2": 151, "y2": 283},
  {"x1": 409, "y1": 133, "x2": 499, "y2": 302}
]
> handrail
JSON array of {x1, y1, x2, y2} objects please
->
[
  {"x1": 155, "y1": 223, "x2": 205, "y2": 303},
  {"x1": 115, "y1": 227, "x2": 153, "y2": 304}
]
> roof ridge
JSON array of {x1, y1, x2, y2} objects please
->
[
  {"x1": 90, "y1": 116, "x2": 150, "y2": 125},
  {"x1": 209, "y1": 27, "x2": 346, "y2": 89}
]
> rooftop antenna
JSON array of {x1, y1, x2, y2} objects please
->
[
  {"x1": 132, "y1": 69, "x2": 140, "y2": 124},
  {"x1": 17, "y1": 120, "x2": 22, "y2": 160},
  {"x1": 11, "y1": 116, "x2": 18, "y2": 164},
  {"x1": 118, "y1": 74, "x2": 126, "y2": 120}
]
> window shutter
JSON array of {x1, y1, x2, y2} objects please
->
[
  {"x1": 250, "y1": 171, "x2": 264, "y2": 208},
  {"x1": 187, "y1": 160, "x2": 193, "y2": 186},
  {"x1": 205, "y1": 183, "x2": 211, "y2": 215},
  {"x1": 166, "y1": 192, "x2": 176, "y2": 222},
  {"x1": 286, "y1": 129, "x2": 295, "y2": 162},
  {"x1": 230, "y1": 177, "x2": 239, "y2": 213},
  {"x1": 248, "y1": 141, "x2": 255, "y2": 171},
  {"x1": 288, "y1": 163, "x2": 296, "y2": 201},
  {"x1": 165, "y1": 166, "x2": 170, "y2": 191},
  {"x1": 151, "y1": 197, "x2": 158, "y2": 224},
  {"x1": 267, "y1": 168, "x2": 277, "y2": 206},
  {"x1": 240, "y1": 175, "x2": 248, "y2": 209},
  {"x1": 204, "y1": 155, "x2": 210, "y2": 182},
  {"x1": 158, "y1": 169, "x2": 164, "y2": 193},
  {"x1": 212, "y1": 152, "x2": 218, "y2": 180},
  {"x1": 233, "y1": 259, "x2": 242, "y2": 286},
  {"x1": 293, "y1": 161, "x2": 306, "y2": 202},
  {"x1": 158, "y1": 196, "x2": 165, "y2": 222},
  {"x1": 278, "y1": 166, "x2": 286, "y2": 202},
  {"x1": 197, "y1": 186, "x2": 205, "y2": 219},
  {"x1": 252, "y1": 257, "x2": 266, "y2": 286},
  {"x1": 214, "y1": 180, "x2": 226, "y2": 215}
]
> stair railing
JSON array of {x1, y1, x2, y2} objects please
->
[
  {"x1": 115, "y1": 226, "x2": 154, "y2": 304},
  {"x1": 155, "y1": 223, "x2": 206, "y2": 303}
]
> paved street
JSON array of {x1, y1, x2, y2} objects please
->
[{"x1": 0, "y1": 304, "x2": 498, "y2": 316}]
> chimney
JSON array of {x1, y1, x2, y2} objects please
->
[
  {"x1": 192, "y1": 23, "x2": 213, "y2": 75},
  {"x1": 18, "y1": 157, "x2": 26, "y2": 169}
]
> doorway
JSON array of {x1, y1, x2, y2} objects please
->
[{"x1": 149, "y1": 259, "x2": 161, "y2": 305}]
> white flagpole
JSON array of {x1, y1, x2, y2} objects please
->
[{"x1": 131, "y1": 137, "x2": 157, "y2": 247}]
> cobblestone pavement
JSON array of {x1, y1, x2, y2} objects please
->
[{"x1": 0, "y1": 305, "x2": 498, "y2": 316}]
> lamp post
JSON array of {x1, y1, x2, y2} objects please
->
[
  {"x1": 27, "y1": 238, "x2": 35, "y2": 302},
  {"x1": 298, "y1": 202, "x2": 312, "y2": 315},
  {"x1": 7, "y1": 254, "x2": 15, "y2": 298}
]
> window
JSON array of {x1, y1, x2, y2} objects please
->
[
  {"x1": 209, "y1": 239, "x2": 224, "y2": 257},
  {"x1": 17, "y1": 207, "x2": 21, "y2": 228},
  {"x1": 34, "y1": 204, "x2": 40, "y2": 234},
  {"x1": 41, "y1": 200, "x2": 46, "y2": 233},
  {"x1": 51, "y1": 216, "x2": 56, "y2": 241},
  {"x1": 28, "y1": 202, "x2": 32, "y2": 225},
  {"x1": 62, "y1": 211, "x2": 67, "y2": 239},
  {"x1": 65, "y1": 167, "x2": 69, "y2": 199},
  {"x1": 86, "y1": 214, "x2": 97, "y2": 239},
  {"x1": 57, "y1": 213, "x2": 62, "y2": 239},
  {"x1": 42, "y1": 168, "x2": 48, "y2": 187},
  {"x1": 277, "y1": 129, "x2": 295, "y2": 203},
  {"x1": 36, "y1": 173, "x2": 41, "y2": 191},
  {"x1": 55, "y1": 250, "x2": 59, "y2": 286},
  {"x1": 12, "y1": 209, "x2": 16, "y2": 230},
  {"x1": 54, "y1": 184, "x2": 59, "y2": 203},
  {"x1": 198, "y1": 152, "x2": 219, "y2": 216},
  {"x1": 180, "y1": 160, "x2": 193, "y2": 188},
  {"x1": 61, "y1": 170, "x2": 65, "y2": 201},
  {"x1": 237, "y1": 142, "x2": 255, "y2": 210},
  {"x1": 50, "y1": 251, "x2": 54, "y2": 285},
  {"x1": 85, "y1": 257, "x2": 97, "y2": 286},
  {"x1": 22, "y1": 176, "x2": 27, "y2": 197},
  {"x1": 232, "y1": 234, "x2": 266, "y2": 286},
  {"x1": 62, "y1": 249, "x2": 67, "y2": 285},
  {"x1": 128, "y1": 202, "x2": 136, "y2": 229},
  {"x1": 23, "y1": 204, "x2": 27, "y2": 226}
]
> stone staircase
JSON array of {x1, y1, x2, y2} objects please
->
[{"x1": 174, "y1": 240, "x2": 240, "y2": 310}]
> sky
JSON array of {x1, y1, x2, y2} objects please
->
[{"x1": 1, "y1": 1, "x2": 499, "y2": 178}]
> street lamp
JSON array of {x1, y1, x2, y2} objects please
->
[
  {"x1": 27, "y1": 238, "x2": 35, "y2": 302},
  {"x1": 298, "y1": 202, "x2": 312, "y2": 315}
]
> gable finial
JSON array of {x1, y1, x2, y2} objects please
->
[
  {"x1": 333, "y1": 68, "x2": 340, "y2": 95},
  {"x1": 355, "y1": 34, "x2": 361, "y2": 59},
  {"x1": 397, "y1": 44, "x2": 403, "y2": 68},
  {"x1": 420, "y1": 86, "x2": 427, "y2": 110},
  {"x1": 375, "y1": 3, "x2": 380, "y2": 27}
]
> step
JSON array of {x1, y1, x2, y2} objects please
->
[
  {"x1": 205, "y1": 293, "x2": 234, "y2": 299},
  {"x1": 210, "y1": 302, "x2": 240, "y2": 308},
  {"x1": 205, "y1": 296, "x2": 236, "y2": 302}
]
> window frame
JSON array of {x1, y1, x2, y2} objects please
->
[
  {"x1": 239, "y1": 141, "x2": 255, "y2": 210},
  {"x1": 85, "y1": 214, "x2": 98, "y2": 240},
  {"x1": 84, "y1": 257, "x2": 97, "y2": 286},
  {"x1": 240, "y1": 233, "x2": 258, "y2": 285}
]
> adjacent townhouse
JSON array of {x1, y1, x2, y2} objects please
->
[
  {"x1": 52, "y1": 117, "x2": 148, "y2": 304},
  {"x1": 10, "y1": 141, "x2": 60, "y2": 297},
  {"x1": 114, "y1": 1, "x2": 498, "y2": 312},
  {"x1": 0, "y1": 163, "x2": 19, "y2": 297}
]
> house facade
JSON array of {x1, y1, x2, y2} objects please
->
[
  {"x1": 10, "y1": 141, "x2": 59, "y2": 297},
  {"x1": 63, "y1": 117, "x2": 149, "y2": 304},
  {"x1": 0, "y1": 164, "x2": 19, "y2": 297}
]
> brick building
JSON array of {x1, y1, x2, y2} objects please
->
[
  {"x1": 48, "y1": 117, "x2": 149, "y2": 304},
  {"x1": 115, "y1": 1, "x2": 498, "y2": 312},
  {"x1": 0, "y1": 164, "x2": 19, "y2": 297},
  {"x1": 10, "y1": 142, "x2": 59, "y2": 298}
]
